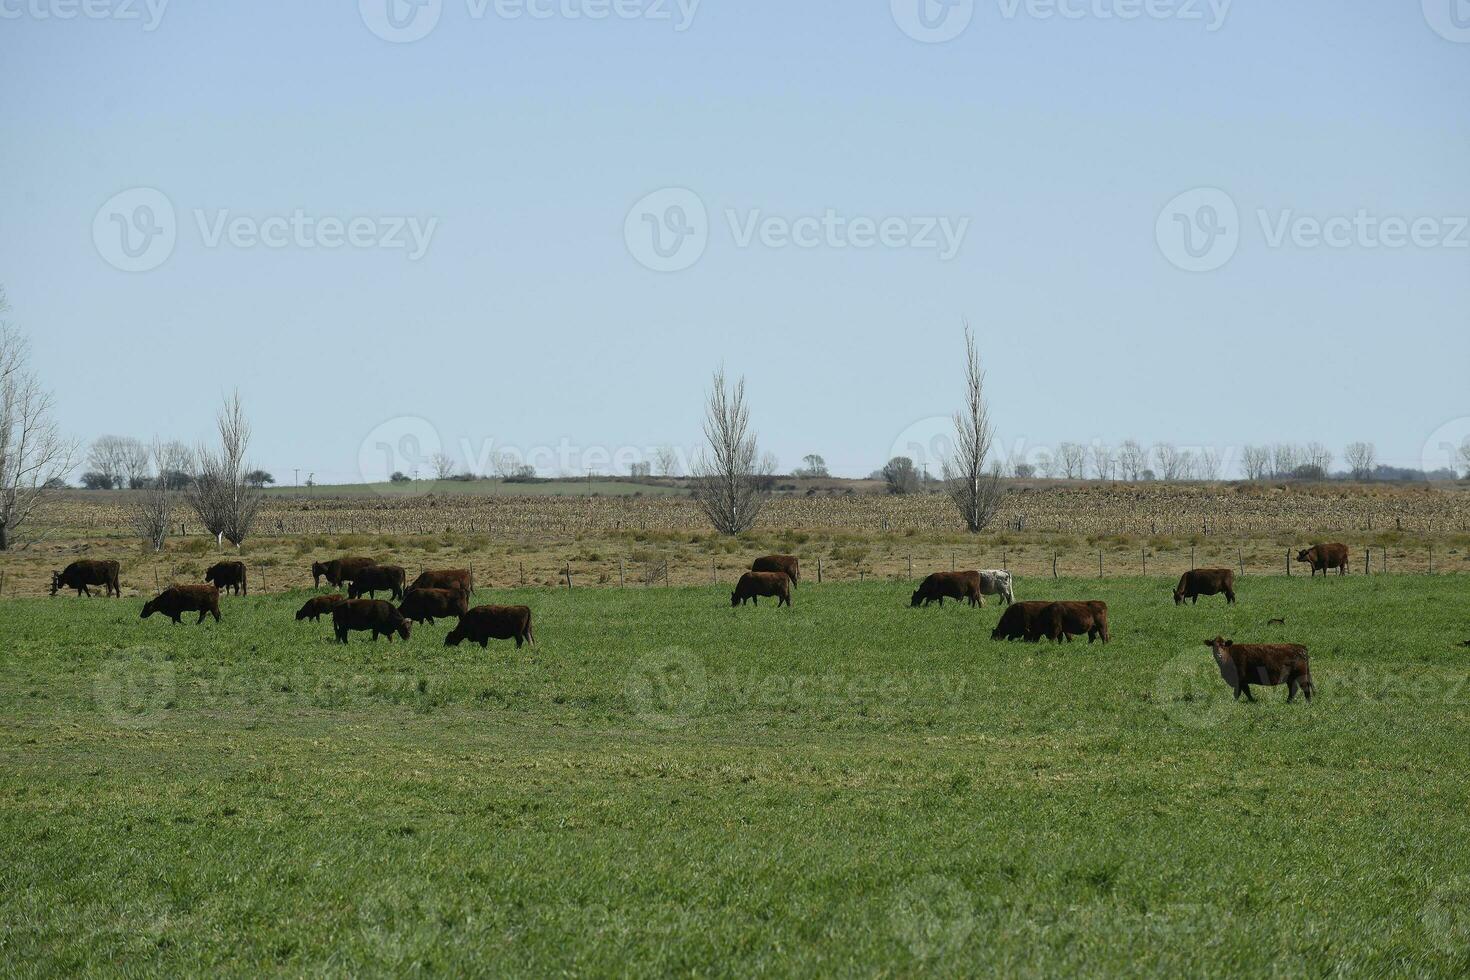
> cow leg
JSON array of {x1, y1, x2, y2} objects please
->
[
  {"x1": 1241, "y1": 684, "x2": 1255, "y2": 702},
  {"x1": 480, "y1": 639, "x2": 490, "y2": 649},
  {"x1": 1226, "y1": 590, "x2": 1235, "y2": 604},
  {"x1": 197, "y1": 610, "x2": 206, "y2": 624},
  {"x1": 514, "y1": 636, "x2": 523, "y2": 648},
  {"x1": 1287, "y1": 679, "x2": 1299, "y2": 702}
]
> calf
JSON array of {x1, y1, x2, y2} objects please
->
[
  {"x1": 751, "y1": 555, "x2": 800, "y2": 586},
  {"x1": 311, "y1": 556, "x2": 375, "y2": 589},
  {"x1": 1296, "y1": 543, "x2": 1349, "y2": 577},
  {"x1": 398, "y1": 587, "x2": 470, "y2": 625},
  {"x1": 408, "y1": 568, "x2": 473, "y2": 596},
  {"x1": 445, "y1": 605, "x2": 536, "y2": 648},
  {"x1": 911, "y1": 571, "x2": 983, "y2": 608},
  {"x1": 1174, "y1": 568, "x2": 1235, "y2": 605},
  {"x1": 50, "y1": 560, "x2": 120, "y2": 598},
  {"x1": 991, "y1": 601, "x2": 1050, "y2": 641},
  {"x1": 1032, "y1": 601, "x2": 1110, "y2": 644},
  {"x1": 1204, "y1": 636, "x2": 1313, "y2": 703},
  {"x1": 732, "y1": 571, "x2": 792, "y2": 607},
  {"x1": 348, "y1": 564, "x2": 407, "y2": 600},
  {"x1": 205, "y1": 560, "x2": 248, "y2": 596},
  {"x1": 295, "y1": 594, "x2": 345, "y2": 622},
  {"x1": 332, "y1": 599, "x2": 411, "y2": 643},
  {"x1": 141, "y1": 584, "x2": 221, "y2": 625}
]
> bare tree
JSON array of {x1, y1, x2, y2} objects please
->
[
  {"x1": 1196, "y1": 448, "x2": 1222, "y2": 481},
  {"x1": 431, "y1": 452, "x2": 456, "y2": 481},
  {"x1": 1458, "y1": 437, "x2": 1470, "y2": 480},
  {"x1": 1271, "y1": 443, "x2": 1300, "y2": 479},
  {"x1": 1241, "y1": 445, "x2": 1270, "y2": 481},
  {"x1": 185, "y1": 392, "x2": 262, "y2": 547},
  {"x1": 0, "y1": 290, "x2": 77, "y2": 550},
  {"x1": 1344, "y1": 442, "x2": 1376, "y2": 481},
  {"x1": 129, "y1": 439, "x2": 175, "y2": 550},
  {"x1": 943, "y1": 325, "x2": 1004, "y2": 533},
  {"x1": 654, "y1": 445, "x2": 680, "y2": 479},
  {"x1": 692, "y1": 367, "x2": 769, "y2": 535},
  {"x1": 1057, "y1": 442, "x2": 1087, "y2": 480},
  {"x1": 1152, "y1": 443, "x2": 1185, "y2": 482},
  {"x1": 1304, "y1": 442, "x2": 1334, "y2": 477},
  {"x1": 1089, "y1": 443, "x2": 1114, "y2": 481},
  {"x1": 1117, "y1": 440, "x2": 1146, "y2": 482},
  {"x1": 86, "y1": 435, "x2": 131, "y2": 489}
]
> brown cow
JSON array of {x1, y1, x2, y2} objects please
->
[
  {"x1": 911, "y1": 571, "x2": 983, "y2": 608},
  {"x1": 205, "y1": 560, "x2": 248, "y2": 596},
  {"x1": 752, "y1": 555, "x2": 800, "y2": 586},
  {"x1": 332, "y1": 599, "x2": 411, "y2": 643},
  {"x1": 295, "y1": 594, "x2": 345, "y2": 622},
  {"x1": 1204, "y1": 636, "x2": 1313, "y2": 703},
  {"x1": 732, "y1": 571, "x2": 791, "y2": 607},
  {"x1": 408, "y1": 568, "x2": 473, "y2": 596},
  {"x1": 141, "y1": 584, "x2": 221, "y2": 625},
  {"x1": 1174, "y1": 568, "x2": 1235, "y2": 605},
  {"x1": 51, "y1": 560, "x2": 120, "y2": 598},
  {"x1": 311, "y1": 556, "x2": 375, "y2": 589},
  {"x1": 991, "y1": 601, "x2": 1051, "y2": 641},
  {"x1": 1296, "y1": 543, "x2": 1349, "y2": 577},
  {"x1": 348, "y1": 564, "x2": 407, "y2": 600},
  {"x1": 398, "y1": 587, "x2": 470, "y2": 625},
  {"x1": 445, "y1": 605, "x2": 536, "y2": 648},
  {"x1": 1031, "y1": 601, "x2": 1110, "y2": 644}
]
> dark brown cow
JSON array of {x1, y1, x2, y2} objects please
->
[
  {"x1": 1204, "y1": 636, "x2": 1313, "y2": 703},
  {"x1": 51, "y1": 560, "x2": 120, "y2": 597},
  {"x1": 751, "y1": 555, "x2": 800, "y2": 586},
  {"x1": 1174, "y1": 568, "x2": 1235, "y2": 605},
  {"x1": 332, "y1": 599, "x2": 411, "y2": 643},
  {"x1": 141, "y1": 584, "x2": 221, "y2": 625},
  {"x1": 445, "y1": 605, "x2": 536, "y2": 648},
  {"x1": 1032, "y1": 601, "x2": 1110, "y2": 644},
  {"x1": 295, "y1": 594, "x2": 345, "y2": 622},
  {"x1": 732, "y1": 571, "x2": 791, "y2": 607},
  {"x1": 348, "y1": 564, "x2": 407, "y2": 600},
  {"x1": 991, "y1": 601, "x2": 1051, "y2": 641},
  {"x1": 911, "y1": 571, "x2": 983, "y2": 608},
  {"x1": 1296, "y1": 543, "x2": 1350, "y2": 577},
  {"x1": 398, "y1": 587, "x2": 470, "y2": 625},
  {"x1": 311, "y1": 556, "x2": 375, "y2": 589},
  {"x1": 205, "y1": 560, "x2": 248, "y2": 596},
  {"x1": 408, "y1": 568, "x2": 473, "y2": 596}
]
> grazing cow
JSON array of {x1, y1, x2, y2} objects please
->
[
  {"x1": 1173, "y1": 568, "x2": 1236, "y2": 606},
  {"x1": 408, "y1": 568, "x2": 473, "y2": 597},
  {"x1": 398, "y1": 587, "x2": 470, "y2": 625},
  {"x1": 295, "y1": 594, "x2": 345, "y2": 622},
  {"x1": 1204, "y1": 636, "x2": 1313, "y2": 703},
  {"x1": 50, "y1": 560, "x2": 120, "y2": 598},
  {"x1": 141, "y1": 585, "x2": 221, "y2": 625},
  {"x1": 978, "y1": 570, "x2": 1015, "y2": 605},
  {"x1": 348, "y1": 564, "x2": 407, "y2": 600},
  {"x1": 751, "y1": 555, "x2": 800, "y2": 586},
  {"x1": 991, "y1": 601, "x2": 1051, "y2": 641},
  {"x1": 911, "y1": 571, "x2": 983, "y2": 608},
  {"x1": 1032, "y1": 601, "x2": 1110, "y2": 644},
  {"x1": 1296, "y1": 543, "x2": 1350, "y2": 577},
  {"x1": 732, "y1": 571, "x2": 792, "y2": 608},
  {"x1": 204, "y1": 560, "x2": 248, "y2": 596},
  {"x1": 332, "y1": 599, "x2": 411, "y2": 643},
  {"x1": 445, "y1": 605, "x2": 536, "y2": 649},
  {"x1": 311, "y1": 556, "x2": 376, "y2": 589}
]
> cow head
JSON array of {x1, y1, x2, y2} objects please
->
[
  {"x1": 49, "y1": 571, "x2": 62, "y2": 596},
  {"x1": 730, "y1": 590, "x2": 741, "y2": 607},
  {"x1": 295, "y1": 604, "x2": 311, "y2": 621},
  {"x1": 1295, "y1": 549, "x2": 1313, "y2": 563},
  {"x1": 311, "y1": 561, "x2": 328, "y2": 588},
  {"x1": 444, "y1": 627, "x2": 464, "y2": 647},
  {"x1": 1204, "y1": 636, "x2": 1239, "y2": 681},
  {"x1": 140, "y1": 598, "x2": 157, "y2": 619},
  {"x1": 910, "y1": 589, "x2": 925, "y2": 607},
  {"x1": 1173, "y1": 586, "x2": 1186, "y2": 605},
  {"x1": 396, "y1": 618, "x2": 412, "y2": 641}
]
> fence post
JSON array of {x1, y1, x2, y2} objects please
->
[
  {"x1": 619, "y1": 558, "x2": 625, "y2": 588},
  {"x1": 1052, "y1": 552, "x2": 1058, "y2": 579},
  {"x1": 1429, "y1": 545, "x2": 1433, "y2": 575},
  {"x1": 712, "y1": 557, "x2": 717, "y2": 585},
  {"x1": 1238, "y1": 549, "x2": 1244, "y2": 577},
  {"x1": 665, "y1": 561, "x2": 670, "y2": 588},
  {"x1": 1286, "y1": 550, "x2": 1291, "y2": 577},
  {"x1": 1365, "y1": 548, "x2": 1370, "y2": 576},
  {"x1": 817, "y1": 557, "x2": 823, "y2": 583},
  {"x1": 1190, "y1": 546, "x2": 1195, "y2": 571},
  {"x1": 907, "y1": 555, "x2": 913, "y2": 579},
  {"x1": 1098, "y1": 550, "x2": 1103, "y2": 579},
  {"x1": 565, "y1": 562, "x2": 573, "y2": 590},
  {"x1": 1383, "y1": 547, "x2": 1388, "y2": 575},
  {"x1": 1142, "y1": 549, "x2": 1147, "y2": 576},
  {"x1": 519, "y1": 562, "x2": 525, "y2": 586}
]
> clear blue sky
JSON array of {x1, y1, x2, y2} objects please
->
[{"x1": 2, "y1": 1, "x2": 1467, "y2": 482}]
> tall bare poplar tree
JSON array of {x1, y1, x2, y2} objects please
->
[
  {"x1": 944, "y1": 324, "x2": 1004, "y2": 533},
  {"x1": 692, "y1": 367, "x2": 769, "y2": 535},
  {"x1": 186, "y1": 392, "x2": 262, "y2": 547}
]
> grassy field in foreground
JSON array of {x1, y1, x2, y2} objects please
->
[{"x1": 2, "y1": 577, "x2": 1470, "y2": 975}]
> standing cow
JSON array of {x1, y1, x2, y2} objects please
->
[
  {"x1": 978, "y1": 570, "x2": 1014, "y2": 605},
  {"x1": 732, "y1": 571, "x2": 792, "y2": 607},
  {"x1": 911, "y1": 571, "x2": 983, "y2": 608},
  {"x1": 1031, "y1": 601, "x2": 1110, "y2": 644},
  {"x1": 50, "y1": 560, "x2": 121, "y2": 598},
  {"x1": 1204, "y1": 636, "x2": 1313, "y2": 703},
  {"x1": 408, "y1": 568, "x2": 473, "y2": 597},
  {"x1": 1174, "y1": 568, "x2": 1235, "y2": 605},
  {"x1": 205, "y1": 560, "x2": 248, "y2": 596},
  {"x1": 445, "y1": 606, "x2": 536, "y2": 648},
  {"x1": 348, "y1": 564, "x2": 407, "y2": 600},
  {"x1": 751, "y1": 555, "x2": 800, "y2": 587},
  {"x1": 311, "y1": 556, "x2": 376, "y2": 589},
  {"x1": 1296, "y1": 543, "x2": 1349, "y2": 577},
  {"x1": 141, "y1": 585, "x2": 221, "y2": 625}
]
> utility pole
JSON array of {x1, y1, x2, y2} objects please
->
[{"x1": 294, "y1": 468, "x2": 300, "y2": 489}]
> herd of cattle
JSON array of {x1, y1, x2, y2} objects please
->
[{"x1": 43, "y1": 542, "x2": 1365, "y2": 705}]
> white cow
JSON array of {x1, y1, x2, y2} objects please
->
[{"x1": 978, "y1": 570, "x2": 1014, "y2": 605}]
